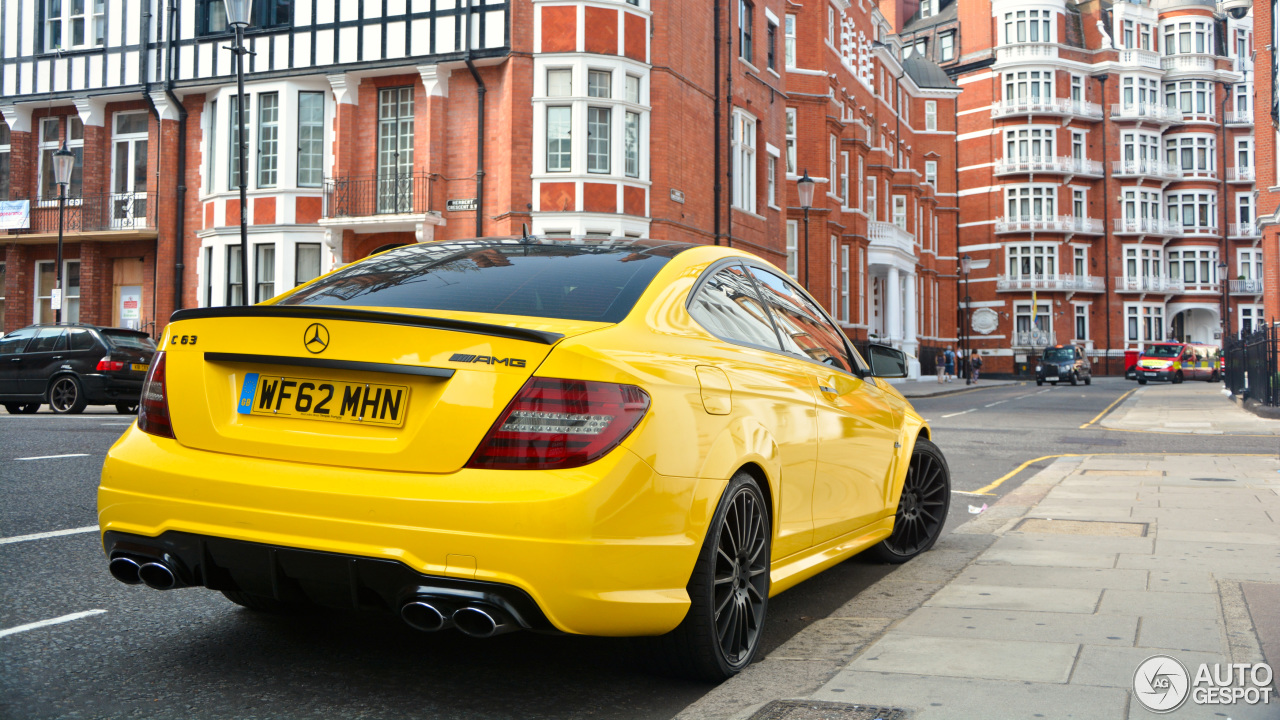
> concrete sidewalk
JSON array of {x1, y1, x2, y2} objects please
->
[
  {"x1": 1102, "y1": 383, "x2": 1280, "y2": 435},
  {"x1": 677, "y1": 454, "x2": 1280, "y2": 720}
]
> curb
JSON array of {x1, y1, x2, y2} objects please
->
[
  {"x1": 1230, "y1": 393, "x2": 1280, "y2": 421},
  {"x1": 895, "y1": 381, "x2": 1023, "y2": 400}
]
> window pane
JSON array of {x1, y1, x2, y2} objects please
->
[
  {"x1": 295, "y1": 243, "x2": 322, "y2": 285},
  {"x1": 747, "y1": 266, "x2": 852, "y2": 372},
  {"x1": 257, "y1": 92, "x2": 279, "y2": 187},
  {"x1": 547, "y1": 69, "x2": 572, "y2": 97},
  {"x1": 587, "y1": 107, "x2": 611, "y2": 173},
  {"x1": 688, "y1": 265, "x2": 780, "y2": 349},
  {"x1": 588, "y1": 70, "x2": 612, "y2": 98},
  {"x1": 546, "y1": 107, "x2": 572, "y2": 172},
  {"x1": 624, "y1": 111, "x2": 640, "y2": 178},
  {"x1": 298, "y1": 92, "x2": 325, "y2": 187}
]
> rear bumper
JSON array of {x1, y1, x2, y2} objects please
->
[
  {"x1": 98, "y1": 426, "x2": 723, "y2": 636},
  {"x1": 80, "y1": 374, "x2": 144, "y2": 403}
]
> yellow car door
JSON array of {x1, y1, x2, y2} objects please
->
[{"x1": 743, "y1": 266, "x2": 899, "y2": 546}]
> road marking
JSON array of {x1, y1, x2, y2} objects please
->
[
  {"x1": 100, "y1": 422, "x2": 133, "y2": 426},
  {"x1": 0, "y1": 610, "x2": 107, "y2": 639},
  {"x1": 952, "y1": 490, "x2": 994, "y2": 496},
  {"x1": 1079, "y1": 388, "x2": 1137, "y2": 429},
  {"x1": 0, "y1": 525, "x2": 99, "y2": 545},
  {"x1": 940, "y1": 409, "x2": 976, "y2": 418},
  {"x1": 984, "y1": 400, "x2": 1008, "y2": 407},
  {"x1": 14, "y1": 453, "x2": 90, "y2": 461},
  {"x1": 1035, "y1": 389, "x2": 1050, "y2": 395}
]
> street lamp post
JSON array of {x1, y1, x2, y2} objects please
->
[
  {"x1": 224, "y1": 0, "x2": 253, "y2": 305},
  {"x1": 1218, "y1": 260, "x2": 1230, "y2": 341},
  {"x1": 797, "y1": 169, "x2": 815, "y2": 289},
  {"x1": 960, "y1": 254, "x2": 972, "y2": 385},
  {"x1": 52, "y1": 143, "x2": 76, "y2": 324}
]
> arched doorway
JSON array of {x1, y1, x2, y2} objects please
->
[{"x1": 1167, "y1": 304, "x2": 1220, "y2": 344}]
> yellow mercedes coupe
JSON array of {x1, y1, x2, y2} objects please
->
[{"x1": 99, "y1": 238, "x2": 950, "y2": 681}]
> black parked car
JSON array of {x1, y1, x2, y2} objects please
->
[
  {"x1": 1035, "y1": 344, "x2": 1092, "y2": 386},
  {"x1": 0, "y1": 324, "x2": 156, "y2": 414}
]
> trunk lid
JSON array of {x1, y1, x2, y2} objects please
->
[{"x1": 163, "y1": 306, "x2": 608, "y2": 474}]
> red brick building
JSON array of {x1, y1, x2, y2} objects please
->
[
  {"x1": 1255, "y1": 0, "x2": 1279, "y2": 322},
  {"x1": 948, "y1": 0, "x2": 1256, "y2": 376},
  {"x1": 1, "y1": 0, "x2": 958, "y2": 377}
]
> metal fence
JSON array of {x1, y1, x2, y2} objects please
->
[
  {"x1": 1224, "y1": 324, "x2": 1280, "y2": 406},
  {"x1": 9, "y1": 191, "x2": 154, "y2": 234},
  {"x1": 323, "y1": 173, "x2": 435, "y2": 218}
]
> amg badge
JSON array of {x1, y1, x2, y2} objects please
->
[{"x1": 450, "y1": 353, "x2": 527, "y2": 368}]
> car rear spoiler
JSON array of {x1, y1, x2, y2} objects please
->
[{"x1": 169, "y1": 306, "x2": 565, "y2": 346}]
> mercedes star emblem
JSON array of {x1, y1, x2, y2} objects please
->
[{"x1": 303, "y1": 323, "x2": 330, "y2": 354}]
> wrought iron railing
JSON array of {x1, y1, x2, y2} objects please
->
[
  {"x1": 323, "y1": 172, "x2": 436, "y2": 218},
  {"x1": 1230, "y1": 279, "x2": 1264, "y2": 294},
  {"x1": 995, "y1": 274, "x2": 1105, "y2": 292},
  {"x1": 1224, "y1": 324, "x2": 1280, "y2": 406},
  {"x1": 6, "y1": 191, "x2": 154, "y2": 234}
]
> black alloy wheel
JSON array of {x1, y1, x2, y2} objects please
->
[
  {"x1": 115, "y1": 402, "x2": 139, "y2": 415},
  {"x1": 1070, "y1": 372, "x2": 1079, "y2": 386},
  {"x1": 872, "y1": 438, "x2": 950, "y2": 563},
  {"x1": 1085, "y1": 374, "x2": 1092, "y2": 386},
  {"x1": 48, "y1": 376, "x2": 87, "y2": 414},
  {"x1": 654, "y1": 472, "x2": 770, "y2": 681},
  {"x1": 1138, "y1": 377, "x2": 1148, "y2": 385}
]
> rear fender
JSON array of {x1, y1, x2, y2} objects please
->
[{"x1": 696, "y1": 416, "x2": 782, "y2": 532}]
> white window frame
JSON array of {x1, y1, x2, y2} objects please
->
[
  {"x1": 532, "y1": 60, "x2": 650, "y2": 183},
  {"x1": 34, "y1": 259, "x2": 80, "y2": 324},
  {"x1": 924, "y1": 100, "x2": 937, "y2": 131},
  {"x1": 731, "y1": 109, "x2": 757, "y2": 213},
  {"x1": 892, "y1": 195, "x2": 907, "y2": 229},
  {"x1": 1006, "y1": 244, "x2": 1058, "y2": 279},
  {"x1": 784, "y1": 108, "x2": 798, "y2": 175},
  {"x1": 939, "y1": 32, "x2": 954, "y2": 62},
  {"x1": 840, "y1": 244, "x2": 850, "y2": 323},
  {"x1": 1073, "y1": 303, "x2": 1090, "y2": 341},
  {"x1": 785, "y1": 14, "x2": 797, "y2": 69},
  {"x1": 924, "y1": 160, "x2": 937, "y2": 187},
  {"x1": 44, "y1": 0, "x2": 105, "y2": 51},
  {"x1": 785, "y1": 220, "x2": 799, "y2": 278}
]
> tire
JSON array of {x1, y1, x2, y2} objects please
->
[
  {"x1": 1138, "y1": 378, "x2": 1148, "y2": 385},
  {"x1": 1085, "y1": 375, "x2": 1092, "y2": 386},
  {"x1": 871, "y1": 438, "x2": 951, "y2": 563},
  {"x1": 115, "y1": 402, "x2": 138, "y2": 415},
  {"x1": 1173, "y1": 371, "x2": 1183, "y2": 384},
  {"x1": 1036, "y1": 379, "x2": 1044, "y2": 386},
  {"x1": 48, "y1": 376, "x2": 87, "y2": 414},
  {"x1": 1070, "y1": 373, "x2": 1079, "y2": 387},
  {"x1": 653, "y1": 471, "x2": 770, "y2": 682},
  {"x1": 220, "y1": 589, "x2": 312, "y2": 614},
  {"x1": 1208, "y1": 371, "x2": 1219, "y2": 383}
]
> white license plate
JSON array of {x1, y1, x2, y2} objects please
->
[
  {"x1": 1144, "y1": 372, "x2": 1157, "y2": 376},
  {"x1": 1046, "y1": 376, "x2": 1058, "y2": 381}
]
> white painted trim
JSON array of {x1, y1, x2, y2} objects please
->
[
  {"x1": 958, "y1": 163, "x2": 995, "y2": 172},
  {"x1": 957, "y1": 186, "x2": 999, "y2": 197},
  {"x1": 957, "y1": 128, "x2": 1000, "y2": 141},
  {"x1": 958, "y1": 220, "x2": 996, "y2": 228},
  {"x1": 958, "y1": 242, "x2": 1002, "y2": 252},
  {"x1": 957, "y1": 71, "x2": 995, "y2": 86}
]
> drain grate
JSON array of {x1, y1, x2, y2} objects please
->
[
  {"x1": 1015, "y1": 518, "x2": 1149, "y2": 537},
  {"x1": 748, "y1": 700, "x2": 910, "y2": 720}
]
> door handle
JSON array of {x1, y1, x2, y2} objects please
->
[
  {"x1": 51, "y1": 356, "x2": 62, "y2": 360},
  {"x1": 8, "y1": 358, "x2": 19, "y2": 363}
]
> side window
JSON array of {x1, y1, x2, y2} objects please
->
[
  {"x1": 746, "y1": 266, "x2": 854, "y2": 373},
  {"x1": 688, "y1": 264, "x2": 781, "y2": 350},
  {"x1": 68, "y1": 328, "x2": 98, "y2": 351},
  {"x1": 29, "y1": 328, "x2": 67, "y2": 353},
  {"x1": 0, "y1": 328, "x2": 37, "y2": 354}
]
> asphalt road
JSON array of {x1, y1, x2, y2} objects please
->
[{"x1": 1, "y1": 377, "x2": 1273, "y2": 719}]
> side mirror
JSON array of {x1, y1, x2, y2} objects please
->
[{"x1": 867, "y1": 343, "x2": 908, "y2": 378}]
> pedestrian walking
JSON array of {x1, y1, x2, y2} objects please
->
[
  {"x1": 969, "y1": 350, "x2": 983, "y2": 383},
  {"x1": 943, "y1": 346, "x2": 956, "y2": 383},
  {"x1": 936, "y1": 348, "x2": 946, "y2": 383}
]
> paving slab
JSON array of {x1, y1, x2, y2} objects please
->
[
  {"x1": 813, "y1": 672, "x2": 1129, "y2": 720},
  {"x1": 1097, "y1": 588, "x2": 1221, "y2": 620},
  {"x1": 952, "y1": 565, "x2": 1149, "y2": 591},
  {"x1": 975, "y1": 547, "x2": 1118, "y2": 569},
  {"x1": 894, "y1": 606, "x2": 1136, "y2": 646},
  {"x1": 1136, "y1": 615, "x2": 1225, "y2": 654},
  {"x1": 1068, "y1": 645, "x2": 1224, "y2": 688},
  {"x1": 848, "y1": 634, "x2": 1079, "y2": 683},
  {"x1": 1145, "y1": 570, "x2": 1219, "y2": 594},
  {"x1": 925, "y1": 584, "x2": 1100, "y2": 613},
  {"x1": 990, "y1": 532, "x2": 1155, "y2": 555}
]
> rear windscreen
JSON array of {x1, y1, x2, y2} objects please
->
[
  {"x1": 279, "y1": 240, "x2": 690, "y2": 323},
  {"x1": 103, "y1": 331, "x2": 157, "y2": 351}
]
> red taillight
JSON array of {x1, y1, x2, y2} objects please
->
[
  {"x1": 137, "y1": 351, "x2": 175, "y2": 439},
  {"x1": 466, "y1": 377, "x2": 650, "y2": 470},
  {"x1": 96, "y1": 357, "x2": 125, "y2": 372}
]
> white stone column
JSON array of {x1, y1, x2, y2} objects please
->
[
  {"x1": 905, "y1": 272, "x2": 918, "y2": 344},
  {"x1": 886, "y1": 266, "x2": 901, "y2": 343}
]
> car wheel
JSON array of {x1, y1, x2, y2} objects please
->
[
  {"x1": 1070, "y1": 373, "x2": 1079, "y2": 386},
  {"x1": 872, "y1": 438, "x2": 950, "y2": 563},
  {"x1": 1036, "y1": 379, "x2": 1043, "y2": 386},
  {"x1": 115, "y1": 402, "x2": 139, "y2": 415},
  {"x1": 1138, "y1": 378, "x2": 1148, "y2": 385},
  {"x1": 1085, "y1": 375, "x2": 1092, "y2": 386},
  {"x1": 1173, "y1": 371, "x2": 1183, "y2": 384},
  {"x1": 1208, "y1": 371, "x2": 1219, "y2": 382},
  {"x1": 220, "y1": 589, "x2": 313, "y2": 614},
  {"x1": 655, "y1": 471, "x2": 770, "y2": 682},
  {"x1": 48, "y1": 376, "x2": 87, "y2": 414}
]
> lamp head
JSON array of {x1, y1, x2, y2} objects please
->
[
  {"x1": 960, "y1": 254, "x2": 972, "y2": 274},
  {"x1": 53, "y1": 143, "x2": 75, "y2": 187},
  {"x1": 222, "y1": 0, "x2": 252, "y2": 27},
  {"x1": 797, "y1": 169, "x2": 816, "y2": 209}
]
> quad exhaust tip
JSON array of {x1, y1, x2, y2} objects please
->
[
  {"x1": 401, "y1": 600, "x2": 455, "y2": 633},
  {"x1": 108, "y1": 556, "x2": 143, "y2": 585},
  {"x1": 137, "y1": 561, "x2": 178, "y2": 590},
  {"x1": 453, "y1": 605, "x2": 517, "y2": 639}
]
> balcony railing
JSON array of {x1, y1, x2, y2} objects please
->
[
  {"x1": 994, "y1": 156, "x2": 1104, "y2": 177},
  {"x1": 1230, "y1": 222, "x2": 1260, "y2": 238},
  {"x1": 995, "y1": 215, "x2": 1104, "y2": 234},
  {"x1": 1114, "y1": 217, "x2": 1180, "y2": 235},
  {"x1": 1111, "y1": 158, "x2": 1182, "y2": 180},
  {"x1": 996, "y1": 274, "x2": 1105, "y2": 292},
  {"x1": 6, "y1": 191, "x2": 154, "y2": 235},
  {"x1": 867, "y1": 220, "x2": 914, "y2": 254},
  {"x1": 323, "y1": 172, "x2": 436, "y2": 218},
  {"x1": 1013, "y1": 330, "x2": 1055, "y2": 347},
  {"x1": 1225, "y1": 110, "x2": 1254, "y2": 126},
  {"x1": 991, "y1": 97, "x2": 1103, "y2": 120},
  {"x1": 994, "y1": 43, "x2": 1059, "y2": 64},
  {"x1": 1114, "y1": 276, "x2": 1185, "y2": 293},
  {"x1": 1230, "y1": 279, "x2": 1264, "y2": 295},
  {"x1": 1110, "y1": 102, "x2": 1182, "y2": 124},
  {"x1": 1161, "y1": 53, "x2": 1218, "y2": 74},
  {"x1": 1117, "y1": 48, "x2": 1162, "y2": 70},
  {"x1": 1227, "y1": 167, "x2": 1256, "y2": 183}
]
